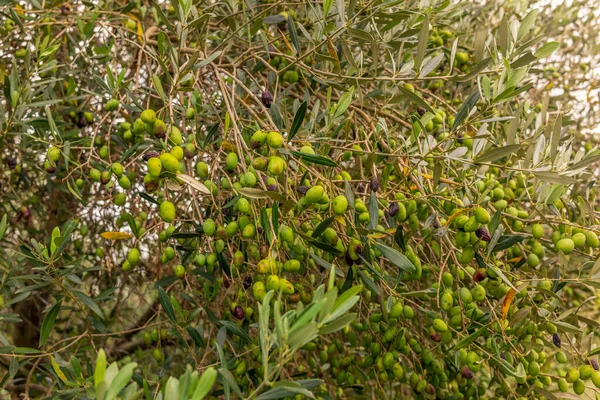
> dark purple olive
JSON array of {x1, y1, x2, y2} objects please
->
[
  {"x1": 430, "y1": 332, "x2": 441, "y2": 342},
  {"x1": 417, "y1": 107, "x2": 426, "y2": 116},
  {"x1": 260, "y1": 91, "x2": 273, "y2": 108},
  {"x1": 344, "y1": 251, "x2": 354, "y2": 266},
  {"x1": 257, "y1": 226, "x2": 264, "y2": 235},
  {"x1": 460, "y1": 366, "x2": 473, "y2": 379},
  {"x1": 473, "y1": 269, "x2": 487, "y2": 282},
  {"x1": 232, "y1": 305, "x2": 245, "y2": 320},
  {"x1": 243, "y1": 275, "x2": 253, "y2": 290},
  {"x1": 143, "y1": 151, "x2": 160, "y2": 161},
  {"x1": 475, "y1": 227, "x2": 491, "y2": 242},
  {"x1": 388, "y1": 202, "x2": 399, "y2": 217},
  {"x1": 590, "y1": 359, "x2": 599, "y2": 370},
  {"x1": 77, "y1": 116, "x2": 88, "y2": 128},
  {"x1": 267, "y1": 184, "x2": 277, "y2": 191},
  {"x1": 552, "y1": 333, "x2": 561, "y2": 348},
  {"x1": 7, "y1": 157, "x2": 17, "y2": 169},
  {"x1": 370, "y1": 177, "x2": 379, "y2": 192},
  {"x1": 297, "y1": 186, "x2": 309, "y2": 195}
]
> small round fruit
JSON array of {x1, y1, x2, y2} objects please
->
[
  {"x1": 573, "y1": 379, "x2": 585, "y2": 395},
  {"x1": 140, "y1": 109, "x2": 157, "y2": 124},
  {"x1": 432, "y1": 318, "x2": 448, "y2": 332},
  {"x1": 159, "y1": 201, "x2": 176, "y2": 223},
  {"x1": 47, "y1": 147, "x2": 61, "y2": 162},
  {"x1": 174, "y1": 264, "x2": 186, "y2": 278},
  {"x1": 203, "y1": 219, "x2": 216, "y2": 236},
  {"x1": 474, "y1": 207, "x2": 490, "y2": 224},
  {"x1": 532, "y1": 223, "x2": 543, "y2": 239},
  {"x1": 266, "y1": 131, "x2": 283, "y2": 148},
  {"x1": 128, "y1": 248, "x2": 140, "y2": 266},
  {"x1": 159, "y1": 153, "x2": 179, "y2": 173},
  {"x1": 104, "y1": 98, "x2": 119, "y2": 111},
  {"x1": 226, "y1": 152, "x2": 239, "y2": 171},
  {"x1": 147, "y1": 158, "x2": 162, "y2": 177},
  {"x1": 566, "y1": 367, "x2": 580, "y2": 383},
  {"x1": 305, "y1": 186, "x2": 325, "y2": 205},
  {"x1": 332, "y1": 195, "x2": 348, "y2": 215},
  {"x1": 267, "y1": 156, "x2": 286, "y2": 175},
  {"x1": 556, "y1": 238, "x2": 575, "y2": 254},
  {"x1": 113, "y1": 192, "x2": 126, "y2": 206}
]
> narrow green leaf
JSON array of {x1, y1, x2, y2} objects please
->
[
  {"x1": 451, "y1": 91, "x2": 480, "y2": 132},
  {"x1": 288, "y1": 15, "x2": 300, "y2": 54},
  {"x1": 290, "y1": 150, "x2": 337, "y2": 167},
  {"x1": 373, "y1": 242, "x2": 416, "y2": 273},
  {"x1": 393, "y1": 85, "x2": 434, "y2": 114},
  {"x1": 288, "y1": 101, "x2": 307, "y2": 142},
  {"x1": 534, "y1": 42, "x2": 559, "y2": 59},
  {"x1": 158, "y1": 287, "x2": 178, "y2": 324},
  {"x1": 415, "y1": 15, "x2": 429, "y2": 70},
  {"x1": 453, "y1": 324, "x2": 490, "y2": 350},
  {"x1": 312, "y1": 216, "x2": 335, "y2": 239},
  {"x1": 73, "y1": 291, "x2": 104, "y2": 320},
  {"x1": 475, "y1": 144, "x2": 521, "y2": 164},
  {"x1": 0, "y1": 214, "x2": 9, "y2": 241},
  {"x1": 492, "y1": 235, "x2": 526, "y2": 252},
  {"x1": 39, "y1": 300, "x2": 62, "y2": 346},
  {"x1": 95, "y1": 349, "x2": 107, "y2": 388}
]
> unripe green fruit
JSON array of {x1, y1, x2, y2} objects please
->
[
  {"x1": 159, "y1": 201, "x2": 176, "y2": 223},
  {"x1": 532, "y1": 223, "x2": 543, "y2": 239},
  {"x1": 242, "y1": 224, "x2": 256, "y2": 239},
  {"x1": 47, "y1": 147, "x2": 61, "y2": 162},
  {"x1": 432, "y1": 318, "x2": 448, "y2": 332},
  {"x1": 251, "y1": 130, "x2": 267, "y2": 147},
  {"x1": 591, "y1": 371, "x2": 600, "y2": 388},
  {"x1": 523, "y1": 248, "x2": 540, "y2": 266},
  {"x1": 266, "y1": 274, "x2": 280, "y2": 291},
  {"x1": 186, "y1": 107, "x2": 195, "y2": 119},
  {"x1": 332, "y1": 195, "x2": 348, "y2": 215},
  {"x1": 474, "y1": 207, "x2": 490, "y2": 224},
  {"x1": 226, "y1": 152, "x2": 238, "y2": 170},
  {"x1": 122, "y1": 260, "x2": 132, "y2": 271},
  {"x1": 572, "y1": 232, "x2": 587, "y2": 248},
  {"x1": 105, "y1": 98, "x2": 119, "y2": 111},
  {"x1": 558, "y1": 378, "x2": 568, "y2": 392},
  {"x1": 114, "y1": 192, "x2": 126, "y2": 206},
  {"x1": 203, "y1": 219, "x2": 216, "y2": 236},
  {"x1": 152, "y1": 119, "x2": 167, "y2": 138},
  {"x1": 528, "y1": 361, "x2": 540, "y2": 377},
  {"x1": 471, "y1": 285, "x2": 486, "y2": 302},
  {"x1": 460, "y1": 287, "x2": 473, "y2": 304},
  {"x1": 159, "y1": 153, "x2": 179, "y2": 173},
  {"x1": 305, "y1": 186, "x2": 324, "y2": 204},
  {"x1": 174, "y1": 264, "x2": 186, "y2": 278},
  {"x1": 266, "y1": 131, "x2": 284, "y2": 148},
  {"x1": 196, "y1": 161, "x2": 209, "y2": 178},
  {"x1": 566, "y1": 367, "x2": 580, "y2": 383},
  {"x1": 441, "y1": 291, "x2": 454, "y2": 311},
  {"x1": 140, "y1": 109, "x2": 157, "y2": 124},
  {"x1": 128, "y1": 248, "x2": 140, "y2": 266},
  {"x1": 463, "y1": 216, "x2": 480, "y2": 232},
  {"x1": 580, "y1": 365, "x2": 593, "y2": 380},
  {"x1": 147, "y1": 158, "x2": 162, "y2": 178},
  {"x1": 403, "y1": 305, "x2": 415, "y2": 319},
  {"x1": 280, "y1": 278, "x2": 294, "y2": 294},
  {"x1": 267, "y1": 156, "x2": 286, "y2": 175},
  {"x1": 284, "y1": 259, "x2": 300, "y2": 272},
  {"x1": 585, "y1": 231, "x2": 599, "y2": 248},
  {"x1": 226, "y1": 221, "x2": 238, "y2": 237},
  {"x1": 556, "y1": 238, "x2": 575, "y2": 254},
  {"x1": 573, "y1": 379, "x2": 585, "y2": 395},
  {"x1": 168, "y1": 126, "x2": 183, "y2": 145}
]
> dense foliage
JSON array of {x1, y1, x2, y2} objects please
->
[{"x1": 2, "y1": 0, "x2": 600, "y2": 398}]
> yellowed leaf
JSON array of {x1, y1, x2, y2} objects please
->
[
  {"x1": 101, "y1": 232, "x2": 133, "y2": 240},
  {"x1": 502, "y1": 288, "x2": 516, "y2": 322},
  {"x1": 51, "y1": 356, "x2": 68, "y2": 383}
]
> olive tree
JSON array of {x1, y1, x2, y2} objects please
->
[{"x1": 1, "y1": 0, "x2": 600, "y2": 399}]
